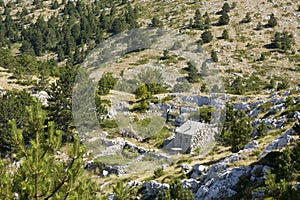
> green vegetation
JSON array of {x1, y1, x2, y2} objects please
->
[
  {"x1": 221, "y1": 104, "x2": 253, "y2": 152},
  {"x1": 219, "y1": 11, "x2": 230, "y2": 25},
  {"x1": 186, "y1": 61, "x2": 200, "y2": 83},
  {"x1": 0, "y1": 104, "x2": 100, "y2": 199},
  {"x1": 267, "y1": 13, "x2": 277, "y2": 27},
  {"x1": 211, "y1": 50, "x2": 218, "y2": 62},
  {"x1": 97, "y1": 72, "x2": 117, "y2": 96},
  {"x1": 201, "y1": 30, "x2": 213, "y2": 43},
  {"x1": 156, "y1": 178, "x2": 194, "y2": 200},
  {"x1": 241, "y1": 12, "x2": 251, "y2": 23},
  {"x1": 151, "y1": 126, "x2": 172, "y2": 147},
  {"x1": 222, "y1": 29, "x2": 229, "y2": 39},
  {"x1": 0, "y1": 0, "x2": 299, "y2": 199},
  {"x1": 272, "y1": 31, "x2": 294, "y2": 51},
  {"x1": 0, "y1": 90, "x2": 36, "y2": 154}
]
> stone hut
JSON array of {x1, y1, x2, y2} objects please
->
[{"x1": 172, "y1": 120, "x2": 217, "y2": 153}]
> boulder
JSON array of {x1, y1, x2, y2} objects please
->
[
  {"x1": 190, "y1": 164, "x2": 207, "y2": 178},
  {"x1": 183, "y1": 179, "x2": 200, "y2": 193},
  {"x1": 240, "y1": 140, "x2": 259, "y2": 153},
  {"x1": 251, "y1": 190, "x2": 265, "y2": 200},
  {"x1": 259, "y1": 127, "x2": 295, "y2": 158},
  {"x1": 143, "y1": 181, "x2": 169, "y2": 198},
  {"x1": 195, "y1": 166, "x2": 250, "y2": 200},
  {"x1": 126, "y1": 180, "x2": 142, "y2": 187},
  {"x1": 180, "y1": 164, "x2": 192, "y2": 172}
]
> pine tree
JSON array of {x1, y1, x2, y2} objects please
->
[
  {"x1": 112, "y1": 181, "x2": 132, "y2": 200},
  {"x1": 222, "y1": 29, "x2": 229, "y2": 39},
  {"x1": 51, "y1": 0, "x2": 59, "y2": 9},
  {"x1": 231, "y1": 76, "x2": 245, "y2": 95},
  {"x1": 0, "y1": 90, "x2": 36, "y2": 155},
  {"x1": 111, "y1": 17, "x2": 127, "y2": 34},
  {"x1": 201, "y1": 30, "x2": 213, "y2": 43},
  {"x1": 33, "y1": 0, "x2": 43, "y2": 9},
  {"x1": 186, "y1": 61, "x2": 199, "y2": 83},
  {"x1": 219, "y1": 11, "x2": 230, "y2": 25},
  {"x1": 47, "y1": 65, "x2": 77, "y2": 136},
  {"x1": 256, "y1": 22, "x2": 263, "y2": 30},
  {"x1": 211, "y1": 50, "x2": 218, "y2": 62},
  {"x1": 203, "y1": 12, "x2": 210, "y2": 29},
  {"x1": 241, "y1": 12, "x2": 251, "y2": 23},
  {"x1": 272, "y1": 31, "x2": 294, "y2": 51},
  {"x1": 222, "y1": 2, "x2": 231, "y2": 13},
  {"x1": 193, "y1": 9, "x2": 203, "y2": 29},
  {"x1": 97, "y1": 72, "x2": 117, "y2": 95},
  {"x1": 221, "y1": 107, "x2": 252, "y2": 152},
  {"x1": 0, "y1": 104, "x2": 101, "y2": 199},
  {"x1": 268, "y1": 13, "x2": 277, "y2": 27},
  {"x1": 20, "y1": 40, "x2": 35, "y2": 56}
]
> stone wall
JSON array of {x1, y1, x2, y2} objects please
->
[{"x1": 191, "y1": 125, "x2": 217, "y2": 153}]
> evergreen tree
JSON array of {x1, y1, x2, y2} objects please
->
[
  {"x1": 100, "y1": 11, "x2": 110, "y2": 30},
  {"x1": 112, "y1": 181, "x2": 132, "y2": 200},
  {"x1": 256, "y1": 121, "x2": 267, "y2": 137},
  {"x1": 125, "y1": 3, "x2": 139, "y2": 29},
  {"x1": 0, "y1": 104, "x2": 101, "y2": 199},
  {"x1": 51, "y1": 0, "x2": 59, "y2": 9},
  {"x1": 241, "y1": 12, "x2": 251, "y2": 23},
  {"x1": 0, "y1": 90, "x2": 36, "y2": 155},
  {"x1": 268, "y1": 13, "x2": 277, "y2": 27},
  {"x1": 219, "y1": 11, "x2": 230, "y2": 25},
  {"x1": 256, "y1": 22, "x2": 263, "y2": 30},
  {"x1": 211, "y1": 50, "x2": 218, "y2": 62},
  {"x1": 47, "y1": 65, "x2": 77, "y2": 136},
  {"x1": 33, "y1": 0, "x2": 43, "y2": 9},
  {"x1": 201, "y1": 30, "x2": 213, "y2": 43},
  {"x1": 20, "y1": 40, "x2": 35, "y2": 56},
  {"x1": 56, "y1": 45, "x2": 65, "y2": 62},
  {"x1": 221, "y1": 107, "x2": 252, "y2": 152},
  {"x1": 272, "y1": 31, "x2": 294, "y2": 51},
  {"x1": 222, "y1": 2, "x2": 231, "y2": 13},
  {"x1": 134, "y1": 84, "x2": 150, "y2": 100},
  {"x1": 97, "y1": 72, "x2": 117, "y2": 95},
  {"x1": 156, "y1": 179, "x2": 194, "y2": 200},
  {"x1": 231, "y1": 76, "x2": 245, "y2": 95},
  {"x1": 186, "y1": 61, "x2": 199, "y2": 83},
  {"x1": 111, "y1": 17, "x2": 127, "y2": 34},
  {"x1": 203, "y1": 12, "x2": 210, "y2": 29},
  {"x1": 222, "y1": 29, "x2": 229, "y2": 39},
  {"x1": 31, "y1": 30, "x2": 44, "y2": 56},
  {"x1": 193, "y1": 9, "x2": 203, "y2": 29}
]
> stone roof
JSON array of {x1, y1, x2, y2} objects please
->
[{"x1": 175, "y1": 120, "x2": 207, "y2": 136}]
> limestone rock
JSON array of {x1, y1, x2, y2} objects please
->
[
  {"x1": 143, "y1": 181, "x2": 169, "y2": 197},
  {"x1": 183, "y1": 179, "x2": 200, "y2": 193},
  {"x1": 259, "y1": 127, "x2": 295, "y2": 158}
]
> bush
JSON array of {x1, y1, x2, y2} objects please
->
[
  {"x1": 241, "y1": 12, "x2": 251, "y2": 23},
  {"x1": 272, "y1": 31, "x2": 294, "y2": 51},
  {"x1": 277, "y1": 78, "x2": 289, "y2": 91},
  {"x1": 222, "y1": 29, "x2": 229, "y2": 39},
  {"x1": 201, "y1": 30, "x2": 213, "y2": 43},
  {"x1": 153, "y1": 168, "x2": 165, "y2": 179},
  {"x1": 267, "y1": 13, "x2": 277, "y2": 27}
]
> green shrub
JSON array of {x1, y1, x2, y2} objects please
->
[{"x1": 153, "y1": 168, "x2": 165, "y2": 178}]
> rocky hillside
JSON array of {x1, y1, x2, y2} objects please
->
[{"x1": 0, "y1": 0, "x2": 299, "y2": 200}]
